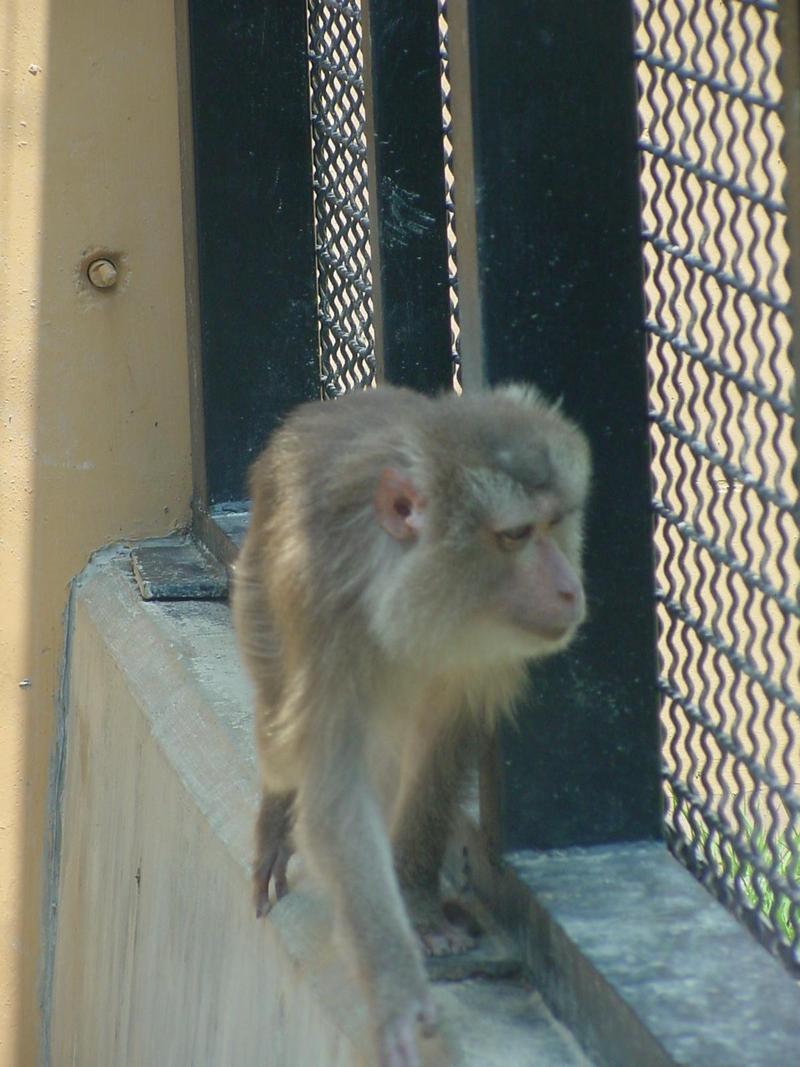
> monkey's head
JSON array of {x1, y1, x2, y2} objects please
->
[{"x1": 370, "y1": 384, "x2": 591, "y2": 670}]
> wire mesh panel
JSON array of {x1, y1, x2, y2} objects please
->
[
  {"x1": 635, "y1": 0, "x2": 800, "y2": 969},
  {"x1": 437, "y1": 0, "x2": 462, "y2": 386},
  {"x1": 307, "y1": 0, "x2": 375, "y2": 395}
]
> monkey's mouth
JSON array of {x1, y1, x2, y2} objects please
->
[
  {"x1": 537, "y1": 624, "x2": 573, "y2": 640},
  {"x1": 507, "y1": 606, "x2": 584, "y2": 642},
  {"x1": 522, "y1": 621, "x2": 577, "y2": 644}
]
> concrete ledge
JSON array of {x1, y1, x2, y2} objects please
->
[
  {"x1": 48, "y1": 544, "x2": 593, "y2": 1067},
  {"x1": 453, "y1": 821, "x2": 800, "y2": 1067},
  {"x1": 58, "y1": 541, "x2": 795, "y2": 1067}
]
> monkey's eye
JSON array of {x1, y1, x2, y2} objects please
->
[{"x1": 495, "y1": 524, "x2": 533, "y2": 550}]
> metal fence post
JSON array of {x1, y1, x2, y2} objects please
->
[
  {"x1": 360, "y1": 0, "x2": 454, "y2": 391},
  {"x1": 446, "y1": 0, "x2": 662, "y2": 848},
  {"x1": 188, "y1": 0, "x2": 320, "y2": 505}
]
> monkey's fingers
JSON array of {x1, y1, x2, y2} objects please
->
[
  {"x1": 416, "y1": 918, "x2": 477, "y2": 958},
  {"x1": 253, "y1": 843, "x2": 294, "y2": 917},
  {"x1": 273, "y1": 845, "x2": 291, "y2": 900},
  {"x1": 417, "y1": 999, "x2": 438, "y2": 1038},
  {"x1": 380, "y1": 1020, "x2": 417, "y2": 1067},
  {"x1": 379, "y1": 1001, "x2": 437, "y2": 1067},
  {"x1": 253, "y1": 874, "x2": 273, "y2": 919}
]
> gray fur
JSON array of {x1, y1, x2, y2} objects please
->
[{"x1": 232, "y1": 384, "x2": 590, "y2": 1067}]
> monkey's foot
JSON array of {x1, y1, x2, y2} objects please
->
[
  {"x1": 404, "y1": 892, "x2": 480, "y2": 956},
  {"x1": 415, "y1": 915, "x2": 477, "y2": 957},
  {"x1": 252, "y1": 843, "x2": 292, "y2": 918},
  {"x1": 379, "y1": 997, "x2": 437, "y2": 1067}
]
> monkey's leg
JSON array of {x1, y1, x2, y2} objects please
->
[
  {"x1": 296, "y1": 733, "x2": 436, "y2": 1067},
  {"x1": 393, "y1": 723, "x2": 478, "y2": 958},
  {"x1": 253, "y1": 789, "x2": 294, "y2": 918}
]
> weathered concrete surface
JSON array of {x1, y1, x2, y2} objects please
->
[
  {"x1": 49, "y1": 547, "x2": 594, "y2": 1067},
  {"x1": 51, "y1": 551, "x2": 364, "y2": 1066},
  {"x1": 510, "y1": 843, "x2": 800, "y2": 1067}
]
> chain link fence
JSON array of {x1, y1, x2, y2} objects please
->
[
  {"x1": 307, "y1": 0, "x2": 375, "y2": 395},
  {"x1": 303, "y1": 0, "x2": 800, "y2": 971},
  {"x1": 635, "y1": 0, "x2": 800, "y2": 970},
  {"x1": 306, "y1": 0, "x2": 460, "y2": 394},
  {"x1": 437, "y1": 0, "x2": 462, "y2": 385}
]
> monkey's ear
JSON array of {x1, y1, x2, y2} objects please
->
[{"x1": 374, "y1": 468, "x2": 427, "y2": 541}]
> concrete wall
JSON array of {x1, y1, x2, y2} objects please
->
[
  {"x1": 0, "y1": 2, "x2": 193, "y2": 1062},
  {"x1": 51, "y1": 554, "x2": 367, "y2": 1067}
]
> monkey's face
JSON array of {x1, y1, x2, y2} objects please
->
[
  {"x1": 443, "y1": 479, "x2": 588, "y2": 660},
  {"x1": 372, "y1": 394, "x2": 590, "y2": 667},
  {"x1": 486, "y1": 516, "x2": 585, "y2": 647},
  {"x1": 438, "y1": 393, "x2": 589, "y2": 659}
]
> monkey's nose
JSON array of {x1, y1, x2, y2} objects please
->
[{"x1": 557, "y1": 583, "x2": 586, "y2": 628}]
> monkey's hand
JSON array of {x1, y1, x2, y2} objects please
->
[{"x1": 376, "y1": 979, "x2": 438, "y2": 1067}]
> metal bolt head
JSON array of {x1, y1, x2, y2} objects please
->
[{"x1": 87, "y1": 258, "x2": 118, "y2": 289}]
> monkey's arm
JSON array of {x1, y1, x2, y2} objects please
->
[{"x1": 294, "y1": 723, "x2": 435, "y2": 1067}]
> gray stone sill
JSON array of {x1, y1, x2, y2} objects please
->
[
  {"x1": 451, "y1": 809, "x2": 800, "y2": 1067},
  {"x1": 49, "y1": 543, "x2": 593, "y2": 1067}
]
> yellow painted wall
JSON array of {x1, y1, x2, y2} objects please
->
[{"x1": 0, "y1": 1, "x2": 193, "y2": 1062}]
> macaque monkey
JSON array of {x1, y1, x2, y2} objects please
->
[{"x1": 232, "y1": 383, "x2": 590, "y2": 1067}]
